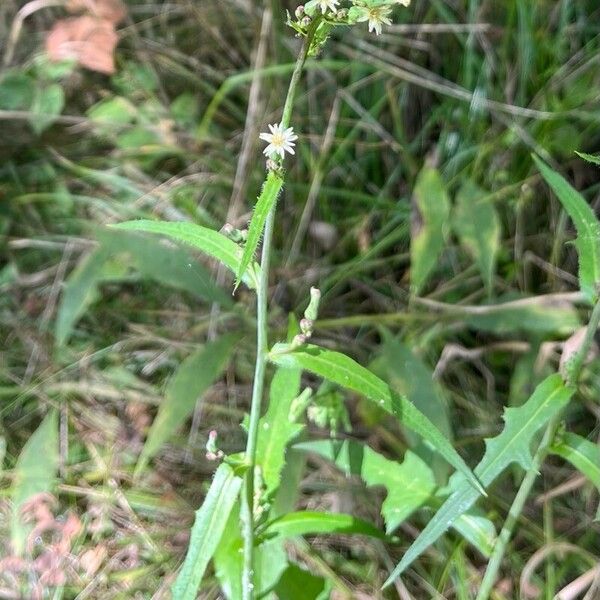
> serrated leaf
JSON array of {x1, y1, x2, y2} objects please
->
[
  {"x1": 269, "y1": 343, "x2": 484, "y2": 496},
  {"x1": 576, "y1": 151, "x2": 600, "y2": 166},
  {"x1": 296, "y1": 440, "x2": 435, "y2": 533},
  {"x1": 550, "y1": 432, "x2": 600, "y2": 489},
  {"x1": 30, "y1": 83, "x2": 64, "y2": 134},
  {"x1": 11, "y1": 410, "x2": 59, "y2": 555},
  {"x1": 453, "y1": 181, "x2": 500, "y2": 293},
  {"x1": 261, "y1": 511, "x2": 387, "y2": 541},
  {"x1": 135, "y1": 335, "x2": 236, "y2": 476},
  {"x1": 236, "y1": 172, "x2": 283, "y2": 288},
  {"x1": 384, "y1": 373, "x2": 573, "y2": 586},
  {"x1": 112, "y1": 220, "x2": 259, "y2": 288},
  {"x1": 256, "y1": 367, "x2": 303, "y2": 496},
  {"x1": 533, "y1": 155, "x2": 600, "y2": 303},
  {"x1": 172, "y1": 463, "x2": 242, "y2": 600},
  {"x1": 410, "y1": 165, "x2": 450, "y2": 295}
]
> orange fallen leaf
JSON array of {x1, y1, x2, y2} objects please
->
[{"x1": 46, "y1": 16, "x2": 118, "y2": 75}]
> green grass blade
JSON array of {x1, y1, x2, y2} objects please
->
[
  {"x1": 135, "y1": 335, "x2": 237, "y2": 477},
  {"x1": 235, "y1": 172, "x2": 283, "y2": 288},
  {"x1": 172, "y1": 463, "x2": 242, "y2": 600},
  {"x1": 384, "y1": 373, "x2": 573, "y2": 587},
  {"x1": 550, "y1": 432, "x2": 600, "y2": 489},
  {"x1": 261, "y1": 511, "x2": 388, "y2": 541},
  {"x1": 111, "y1": 220, "x2": 259, "y2": 289},
  {"x1": 533, "y1": 155, "x2": 600, "y2": 303},
  {"x1": 576, "y1": 151, "x2": 600, "y2": 166},
  {"x1": 269, "y1": 343, "x2": 484, "y2": 496},
  {"x1": 410, "y1": 165, "x2": 450, "y2": 295},
  {"x1": 11, "y1": 410, "x2": 59, "y2": 555}
]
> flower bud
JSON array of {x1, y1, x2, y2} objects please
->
[
  {"x1": 295, "y1": 5, "x2": 305, "y2": 19},
  {"x1": 301, "y1": 15, "x2": 311, "y2": 27}
]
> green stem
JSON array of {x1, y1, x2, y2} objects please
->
[
  {"x1": 241, "y1": 25, "x2": 316, "y2": 600},
  {"x1": 476, "y1": 297, "x2": 600, "y2": 600}
]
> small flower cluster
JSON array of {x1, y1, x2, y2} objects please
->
[{"x1": 260, "y1": 0, "x2": 410, "y2": 161}]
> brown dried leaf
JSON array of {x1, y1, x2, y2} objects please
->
[
  {"x1": 46, "y1": 16, "x2": 118, "y2": 75},
  {"x1": 65, "y1": 0, "x2": 127, "y2": 24}
]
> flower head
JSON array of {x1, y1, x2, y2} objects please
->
[
  {"x1": 316, "y1": 0, "x2": 339, "y2": 14},
  {"x1": 355, "y1": 4, "x2": 392, "y2": 35},
  {"x1": 259, "y1": 123, "x2": 298, "y2": 159}
]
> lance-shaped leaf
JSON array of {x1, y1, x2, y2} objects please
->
[
  {"x1": 384, "y1": 373, "x2": 573, "y2": 587},
  {"x1": 269, "y1": 343, "x2": 484, "y2": 496},
  {"x1": 260, "y1": 511, "x2": 388, "y2": 541},
  {"x1": 533, "y1": 155, "x2": 600, "y2": 303},
  {"x1": 453, "y1": 181, "x2": 500, "y2": 294},
  {"x1": 172, "y1": 463, "x2": 242, "y2": 600},
  {"x1": 256, "y1": 366, "x2": 303, "y2": 496},
  {"x1": 236, "y1": 171, "x2": 284, "y2": 288},
  {"x1": 576, "y1": 151, "x2": 600, "y2": 166},
  {"x1": 11, "y1": 410, "x2": 59, "y2": 555},
  {"x1": 410, "y1": 165, "x2": 450, "y2": 295},
  {"x1": 112, "y1": 220, "x2": 259, "y2": 288},
  {"x1": 550, "y1": 432, "x2": 600, "y2": 490},
  {"x1": 135, "y1": 334, "x2": 236, "y2": 477}
]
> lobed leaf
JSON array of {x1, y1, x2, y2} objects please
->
[
  {"x1": 112, "y1": 220, "x2": 259, "y2": 288},
  {"x1": 269, "y1": 343, "x2": 484, "y2": 496},
  {"x1": 410, "y1": 165, "x2": 450, "y2": 295},
  {"x1": 236, "y1": 171, "x2": 284, "y2": 288},
  {"x1": 135, "y1": 335, "x2": 236, "y2": 477},
  {"x1": 172, "y1": 463, "x2": 242, "y2": 600},
  {"x1": 384, "y1": 373, "x2": 573, "y2": 586},
  {"x1": 533, "y1": 155, "x2": 600, "y2": 303}
]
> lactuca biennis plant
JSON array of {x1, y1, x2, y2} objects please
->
[{"x1": 108, "y1": 0, "x2": 600, "y2": 597}]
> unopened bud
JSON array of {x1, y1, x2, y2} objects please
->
[
  {"x1": 292, "y1": 333, "x2": 308, "y2": 348},
  {"x1": 300, "y1": 318, "x2": 313, "y2": 336},
  {"x1": 295, "y1": 5, "x2": 305, "y2": 19},
  {"x1": 266, "y1": 158, "x2": 278, "y2": 172},
  {"x1": 304, "y1": 286, "x2": 321, "y2": 322},
  {"x1": 301, "y1": 15, "x2": 311, "y2": 27}
]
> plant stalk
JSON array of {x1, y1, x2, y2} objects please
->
[
  {"x1": 476, "y1": 297, "x2": 600, "y2": 600},
  {"x1": 241, "y1": 24, "x2": 316, "y2": 600}
]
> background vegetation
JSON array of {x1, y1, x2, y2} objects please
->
[{"x1": 1, "y1": 0, "x2": 600, "y2": 597}]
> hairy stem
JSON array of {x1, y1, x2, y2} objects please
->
[
  {"x1": 476, "y1": 297, "x2": 600, "y2": 600},
  {"x1": 241, "y1": 25, "x2": 316, "y2": 600}
]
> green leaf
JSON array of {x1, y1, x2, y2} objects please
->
[
  {"x1": 533, "y1": 155, "x2": 600, "y2": 303},
  {"x1": 384, "y1": 373, "x2": 573, "y2": 586},
  {"x1": 112, "y1": 220, "x2": 259, "y2": 288},
  {"x1": 256, "y1": 367, "x2": 303, "y2": 496},
  {"x1": 550, "y1": 432, "x2": 600, "y2": 489},
  {"x1": 97, "y1": 228, "x2": 230, "y2": 305},
  {"x1": 214, "y1": 502, "x2": 287, "y2": 599},
  {"x1": 297, "y1": 440, "x2": 435, "y2": 533},
  {"x1": 410, "y1": 165, "x2": 450, "y2": 295},
  {"x1": 0, "y1": 72, "x2": 34, "y2": 110},
  {"x1": 261, "y1": 511, "x2": 388, "y2": 541},
  {"x1": 172, "y1": 463, "x2": 242, "y2": 600},
  {"x1": 451, "y1": 508, "x2": 496, "y2": 558},
  {"x1": 275, "y1": 565, "x2": 327, "y2": 600},
  {"x1": 269, "y1": 343, "x2": 484, "y2": 496},
  {"x1": 453, "y1": 181, "x2": 500, "y2": 293},
  {"x1": 576, "y1": 151, "x2": 600, "y2": 166},
  {"x1": 373, "y1": 335, "x2": 452, "y2": 481},
  {"x1": 236, "y1": 171, "x2": 283, "y2": 288},
  {"x1": 11, "y1": 410, "x2": 59, "y2": 555},
  {"x1": 135, "y1": 335, "x2": 236, "y2": 476},
  {"x1": 30, "y1": 83, "x2": 64, "y2": 134}
]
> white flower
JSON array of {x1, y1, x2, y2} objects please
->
[
  {"x1": 356, "y1": 4, "x2": 393, "y2": 35},
  {"x1": 259, "y1": 123, "x2": 298, "y2": 159},
  {"x1": 316, "y1": 0, "x2": 339, "y2": 14},
  {"x1": 394, "y1": 0, "x2": 410, "y2": 5}
]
